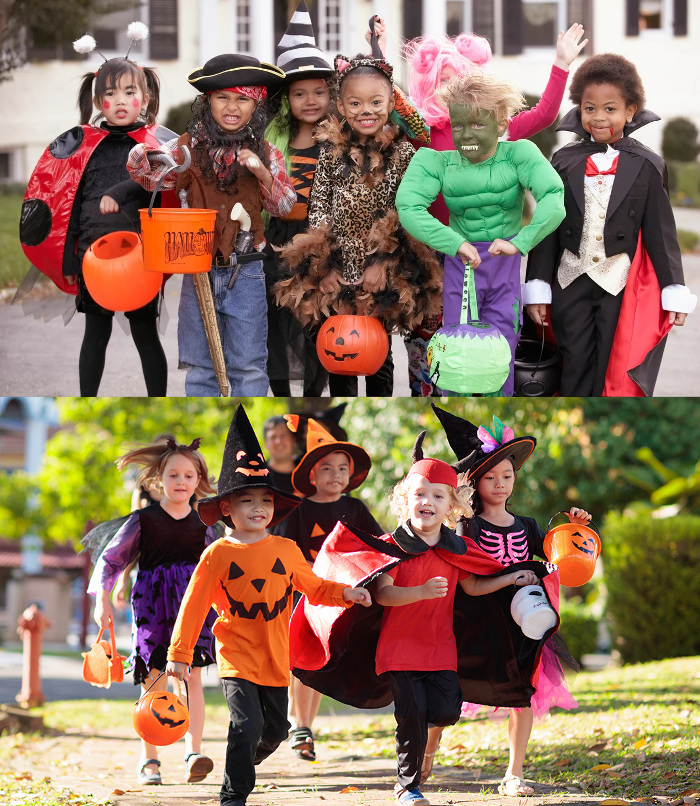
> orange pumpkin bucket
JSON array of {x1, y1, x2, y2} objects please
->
[
  {"x1": 317, "y1": 315, "x2": 389, "y2": 376},
  {"x1": 83, "y1": 231, "x2": 162, "y2": 311},
  {"x1": 543, "y1": 511, "x2": 602, "y2": 587},
  {"x1": 133, "y1": 671, "x2": 190, "y2": 746},
  {"x1": 81, "y1": 616, "x2": 126, "y2": 688}
]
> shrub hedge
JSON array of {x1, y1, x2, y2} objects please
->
[
  {"x1": 603, "y1": 513, "x2": 700, "y2": 664},
  {"x1": 558, "y1": 599, "x2": 599, "y2": 664}
]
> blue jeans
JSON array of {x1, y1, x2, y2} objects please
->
[{"x1": 178, "y1": 261, "x2": 269, "y2": 397}]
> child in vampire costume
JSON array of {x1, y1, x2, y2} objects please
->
[
  {"x1": 166, "y1": 405, "x2": 370, "y2": 806},
  {"x1": 289, "y1": 434, "x2": 562, "y2": 806}
]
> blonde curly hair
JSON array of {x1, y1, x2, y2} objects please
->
[
  {"x1": 435, "y1": 71, "x2": 526, "y2": 123},
  {"x1": 390, "y1": 474, "x2": 474, "y2": 530}
]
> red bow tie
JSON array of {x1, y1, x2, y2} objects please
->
[{"x1": 585, "y1": 155, "x2": 619, "y2": 177}]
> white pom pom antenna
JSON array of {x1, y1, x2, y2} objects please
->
[
  {"x1": 73, "y1": 35, "x2": 97, "y2": 55},
  {"x1": 125, "y1": 21, "x2": 149, "y2": 58}
]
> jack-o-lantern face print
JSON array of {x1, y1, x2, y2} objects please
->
[
  {"x1": 316, "y1": 315, "x2": 389, "y2": 376},
  {"x1": 571, "y1": 532, "x2": 596, "y2": 555},
  {"x1": 236, "y1": 450, "x2": 270, "y2": 477},
  {"x1": 223, "y1": 556, "x2": 292, "y2": 620},
  {"x1": 133, "y1": 690, "x2": 190, "y2": 746}
]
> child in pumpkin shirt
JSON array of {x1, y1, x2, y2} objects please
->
[
  {"x1": 271, "y1": 416, "x2": 384, "y2": 760},
  {"x1": 167, "y1": 405, "x2": 370, "y2": 806}
]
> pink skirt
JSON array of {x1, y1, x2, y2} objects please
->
[{"x1": 460, "y1": 642, "x2": 578, "y2": 722}]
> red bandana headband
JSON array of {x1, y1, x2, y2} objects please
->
[
  {"x1": 210, "y1": 85, "x2": 267, "y2": 102},
  {"x1": 408, "y1": 459, "x2": 458, "y2": 488}
]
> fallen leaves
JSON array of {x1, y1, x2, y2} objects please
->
[
  {"x1": 340, "y1": 786, "x2": 360, "y2": 793},
  {"x1": 592, "y1": 764, "x2": 612, "y2": 771},
  {"x1": 634, "y1": 738, "x2": 649, "y2": 750},
  {"x1": 599, "y1": 799, "x2": 631, "y2": 805}
]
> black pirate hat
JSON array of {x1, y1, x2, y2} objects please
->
[
  {"x1": 198, "y1": 405, "x2": 301, "y2": 529},
  {"x1": 431, "y1": 404, "x2": 536, "y2": 480},
  {"x1": 188, "y1": 54, "x2": 286, "y2": 93},
  {"x1": 290, "y1": 418, "x2": 371, "y2": 497},
  {"x1": 277, "y1": 1, "x2": 333, "y2": 82}
]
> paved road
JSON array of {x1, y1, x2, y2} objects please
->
[{"x1": 1, "y1": 206, "x2": 698, "y2": 397}]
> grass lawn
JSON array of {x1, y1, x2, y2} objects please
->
[
  {"x1": 0, "y1": 194, "x2": 31, "y2": 289},
  {"x1": 1, "y1": 656, "x2": 700, "y2": 804}
]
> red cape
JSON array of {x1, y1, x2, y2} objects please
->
[
  {"x1": 20, "y1": 124, "x2": 178, "y2": 294},
  {"x1": 603, "y1": 233, "x2": 673, "y2": 396},
  {"x1": 289, "y1": 522, "x2": 560, "y2": 709}
]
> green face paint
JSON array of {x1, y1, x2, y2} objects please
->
[{"x1": 448, "y1": 105, "x2": 503, "y2": 164}]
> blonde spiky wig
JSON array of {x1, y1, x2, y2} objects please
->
[
  {"x1": 389, "y1": 474, "x2": 474, "y2": 530},
  {"x1": 435, "y1": 72, "x2": 527, "y2": 123}
]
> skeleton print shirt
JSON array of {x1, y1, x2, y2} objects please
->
[{"x1": 465, "y1": 514, "x2": 546, "y2": 567}]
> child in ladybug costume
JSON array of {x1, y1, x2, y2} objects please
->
[
  {"x1": 19, "y1": 24, "x2": 175, "y2": 396},
  {"x1": 289, "y1": 431, "x2": 562, "y2": 806},
  {"x1": 166, "y1": 405, "x2": 371, "y2": 806}
]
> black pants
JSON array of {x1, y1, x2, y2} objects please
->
[
  {"x1": 220, "y1": 677, "x2": 290, "y2": 806},
  {"x1": 551, "y1": 273, "x2": 625, "y2": 396},
  {"x1": 389, "y1": 670, "x2": 462, "y2": 790},
  {"x1": 328, "y1": 343, "x2": 394, "y2": 396}
]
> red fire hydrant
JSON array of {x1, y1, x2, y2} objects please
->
[{"x1": 16, "y1": 604, "x2": 52, "y2": 708}]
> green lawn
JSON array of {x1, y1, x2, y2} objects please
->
[
  {"x1": 0, "y1": 194, "x2": 31, "y2": 289},
  {"x1": 1, "y1": 656, "x2": 699, "y2": 803}
]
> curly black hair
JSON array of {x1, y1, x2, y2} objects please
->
[
  {"x1": 569, "y1": 53, "x2": 646, "y2": 110},
  {"x1": 187, "y1": 94, "x2": 268, "y2": 191}
]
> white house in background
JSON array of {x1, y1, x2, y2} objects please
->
[{"x1": 0, "y1": 0, "x2": 697, "y2": 183}]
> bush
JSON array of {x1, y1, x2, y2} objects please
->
[
  {"x1": 163, "y1": 101, "x2": 193, "y2": 136},
  {"x1": 662, "y1": 117, "x2": 700, "y2": 163},
  {"x1": 523, "y1": 93, "x2": 559, "y2": 160},
  {"x1": 666, "y1": 160, "x2": 700, "y2": 207},
  {"x1": 603, "y1": 513, "x2": 700, "y2": 664},
  {"x1": 558, "y1": 598, "x2": 599, "y2": 664},
  {"x1": 678, "y1": 229, "x2": 699, "y2": 253}
]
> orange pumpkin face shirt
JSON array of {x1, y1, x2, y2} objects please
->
[{"x1": 168, "y1": 535, "x2": 350, "y2": 687}]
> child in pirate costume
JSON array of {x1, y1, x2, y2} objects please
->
[
  {"x1": 271, "y1": 417, "x2": 384, "y2": 760},
  {"x1": 428, "y1": 404, "x2": 589, "y2": 797},
  {"x1": 166, "y1": 405, "x2": 371, "y2": 806},
  {"x1": 288, "y1": 432, "x2": 563, "y2": 806},
  {"x1": 263, "y1": 1, "x2": 334, "y2": 396},
  {"x1": 396, "y1": 73, "x2": 566, "y2": 396},
  {"x1": 127, "y1": 55, "x2": 295, "y2": 396},
  {"x1": 524, "y1": 54, "x2": 696, "y2": 396},
  {"x1": 274, "y1": 53, "x2": 442, "y2": 397}
]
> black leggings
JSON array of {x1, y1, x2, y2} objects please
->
[{"x1": 79, "y1": 313, "x2": 168, "y2": 396}]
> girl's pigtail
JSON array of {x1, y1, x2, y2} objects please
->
[
  {"x1": 141, "y1": 66, "x2": 160, "y2": 123},
  {"x1": 77, "y1": 72, "x2": 96, "y2": 125}
]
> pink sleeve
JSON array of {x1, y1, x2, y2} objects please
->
[{"x1": 506, "y1": 65, "x2": 568, "y2": 142}]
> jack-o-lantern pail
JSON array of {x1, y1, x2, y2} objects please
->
[
  {"x1": 316, "y1": 315, "x2": 389, "y2": 376},
  {"x1": 133, "y1": 682, "x2": 190, "y2": 746},
  {"x1": 543, "y1": 511, "x2": 602, "y2": 587},
  {"x1": 139, "y1": 208, "x2": 217, "y2": 274},
  {"x1": 83, "y1": 231, "x2": 162, "y2": 312}
]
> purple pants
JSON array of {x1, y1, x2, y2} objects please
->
[{"x1": 443, "y1": 247, "x2": 522, "y2": 396}]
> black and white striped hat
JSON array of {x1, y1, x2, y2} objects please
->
[{"x1": 277, "y1": 1, "x2": 333, "y2": 82}]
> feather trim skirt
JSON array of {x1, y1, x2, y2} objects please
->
[{"x1": 273, "y1": 211, "x2": 442, "y2": 333}]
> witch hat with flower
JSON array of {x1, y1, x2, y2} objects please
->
[
  {"x1": 288, "y1": 417, "x2": 371, "y2": 497},
  {"x1": 198, "y1": 405, "x2": 301, "y2": 529},
  {"x1": 277, "y1": 1, "x2": 333, "y2": 81},
  {"x1": 431, "y1": 404, "x2": 536, "y2": 481}
]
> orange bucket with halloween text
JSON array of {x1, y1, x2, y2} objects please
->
[
  {"x1": 543, "y1": 511, "x2": 602, "y2": 587},
  {"x1": 139, "y1": 208, "x2": 216, "y2": 274},
  {"x1": 133, "y1": 671, "x2": 190, "y2": 746}
]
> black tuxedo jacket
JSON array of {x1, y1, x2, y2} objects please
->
[{"x1": 526, "y1": 110, "x2": 684, "y2": 291}]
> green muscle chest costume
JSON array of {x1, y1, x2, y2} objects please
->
[{"x1": 396, "y1": 140, "x2": 565, "y2": 255}]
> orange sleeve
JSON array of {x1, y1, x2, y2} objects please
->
[
  {"x1": 168, "y1": 548, "x2": 219, "y2": 665},
  {"x1": 292, "y1": 546, "x2": 351, "y2": 608}
]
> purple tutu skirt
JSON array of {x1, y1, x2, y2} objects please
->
[
  {"x1": 129, "y1": 561, "x2": 217, "y2": 684},
  {"x1": 460, "y1": 642, "x2": 577, "y2": 722}
]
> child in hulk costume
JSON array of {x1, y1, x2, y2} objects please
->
[{"x1": 396, "y1": 73, "x2": 565, "y2": 396}]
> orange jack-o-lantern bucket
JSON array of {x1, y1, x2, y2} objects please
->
[
  {"x1": 133, "y1": 673, "x2": 190, "y2": 746},
  {"x1": 543, "y1": 511, "x2": 602, "y2": 587},
  {"x1": 83, "y1": 231, "x2": 162, "y2": 312},
  {"x1": 316, "y1": 315, "x2": 389, "y2": 376},
  {"x1": 139, "y1": 208, "x2": 217, "y2": 274}
]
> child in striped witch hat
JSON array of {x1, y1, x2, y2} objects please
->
[{"x1": 263, "y1": 1, "x2": 335, "y2": 397}]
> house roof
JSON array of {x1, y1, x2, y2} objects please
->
[{"x1": 0, "y1": 539, "x2": 87, "y2": 571}]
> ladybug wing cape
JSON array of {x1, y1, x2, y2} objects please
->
[
  {"x1": 20, "y1": 124, "x2": 178, "y2": 294},
  {"x1": 289, "y1": 521, "x2": 560, "y2": 709}
]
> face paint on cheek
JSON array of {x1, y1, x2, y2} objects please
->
[
  {"x1": 103, "y1": 101, "x2": 111, "y2": 110},
  {"x1": 132, "y1": 98, "x2": 141, "y2": 108}
]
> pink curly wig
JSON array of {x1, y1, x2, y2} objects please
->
[{"x1": 405, "y1": 34, "x2": 492, "y2": 128}]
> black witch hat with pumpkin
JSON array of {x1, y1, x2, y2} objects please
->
[{"x1": 199, "y1": 404, "x2": 301, "y2": 529}]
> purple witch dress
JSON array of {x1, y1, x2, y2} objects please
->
[{"x1": 88, "y1": 504, "x2": 218, "y2": 684}]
